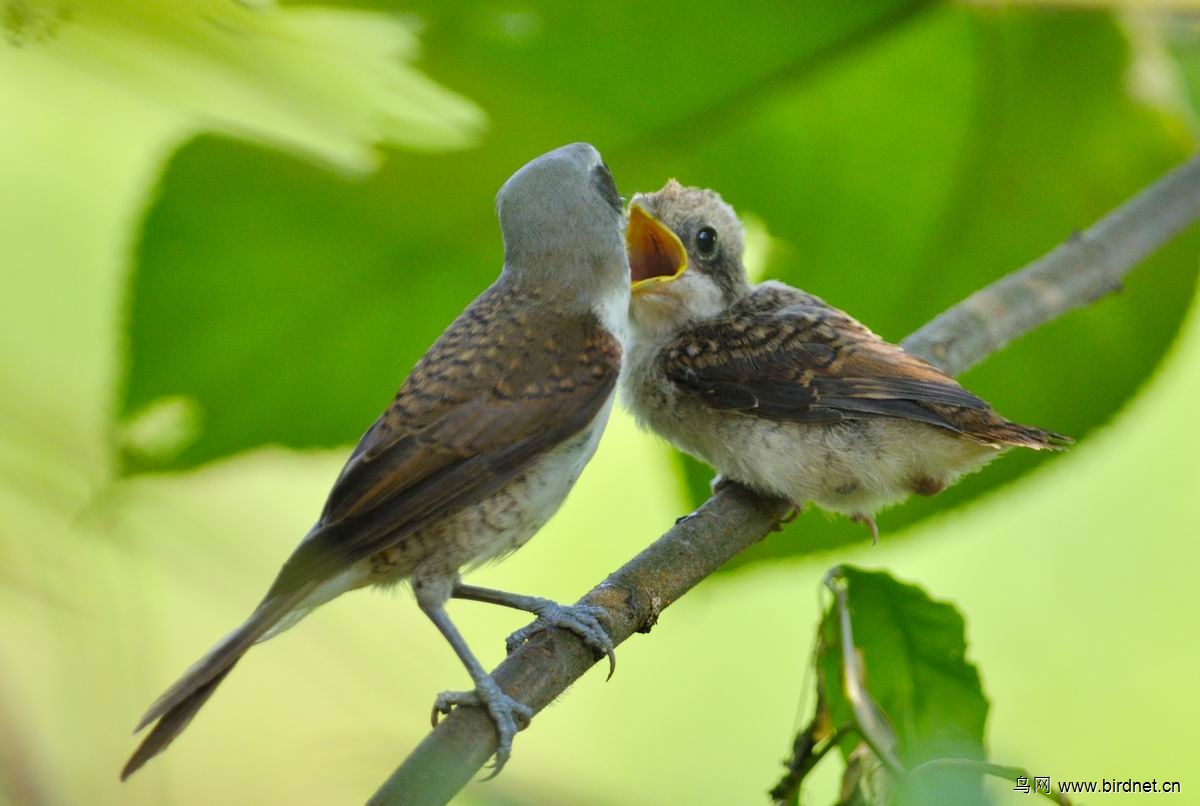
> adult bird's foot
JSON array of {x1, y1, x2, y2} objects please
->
[
  {"x1": 505, "y1": 600, "x2": 617, "y2": 679},
  {"x1": 430, "y1": 677, "x2": 533, "y2": 778}
]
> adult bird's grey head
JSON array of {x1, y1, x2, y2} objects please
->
[
  {"x1": 498, "y1": 142, "x2": 629, "y2": 313},
  {"x1": 121, "y1": 143, "x2": 631, "y2": 785}
]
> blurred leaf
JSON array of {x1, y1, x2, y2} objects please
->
[
  {"x1": 117, "y1": 394, "x2": 202, "y2": 465},
  {"x1": 4, "y1": 0, "x2": 485, "y2": 172},
  {"x1": 119, "y1": 0, "x2": 930, "y2": 471},
  {"x1": 1161, "y1": 12, "x2": 1200, "y2": 128},
  {"x1": 817, "y1": 566, "x2": 989, "y2": 806}
]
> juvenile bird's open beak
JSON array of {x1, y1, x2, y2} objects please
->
[{"x1": 627, "y1": 205, "x2": 687, "y2": 293}]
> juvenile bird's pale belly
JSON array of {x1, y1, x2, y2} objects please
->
[
  {"x1": 698, "y1": 414, "x2": 998, "y2": 516},
  {"x1": 622, "y1": 345, "x2": 998, "y2": 518}
]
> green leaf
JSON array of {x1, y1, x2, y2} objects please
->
[
  {"x1": 118, "y1": 0, "x2": 930, "y2": 472},
  {"x1": 4, "y1": 0, "x2": 485, "y2": 172},
  {"x1": 121, "y1": 136, "x2": 511, "y2": 472},
  {"x1": 817, "y1": 566, "x2": 989, "y2": 805}
]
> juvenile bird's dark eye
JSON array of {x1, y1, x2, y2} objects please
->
[{"x1": 696, "y1": 226, "x2": 718, "y2": 257}]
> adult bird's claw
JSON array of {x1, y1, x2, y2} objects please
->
[
  {"x1": 430, "y1": 677, "x2": 532, "y2": 778},
  {"x1": 506, "y1": 601, "x2": 617, "y2": 680}
]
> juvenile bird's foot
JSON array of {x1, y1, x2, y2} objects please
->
[
  {"x1": 505, "y1": 600, "x2": 616, "y2": 679},
  {"x1": 774, "y1": 500, "x2": 803, "y2": 532},
  {"x1": 850, "y1": 514, "x2": 879, "y2": 545},
  {"x1": 431, "y1": 676, "x2": 533, "y2": 777}
]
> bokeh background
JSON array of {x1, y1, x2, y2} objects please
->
[{"x1": 2, "y1": 0, "x2": 1199, "y2": 803}]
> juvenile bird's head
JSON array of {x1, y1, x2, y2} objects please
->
[
  {"x1": 625, "y1": 181, "x2": 750, "y2": 336},
  {"x1": 496, "y1": 142, "x2": 629, "y2": 310}
]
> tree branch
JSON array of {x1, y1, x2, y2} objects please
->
[
  {"x1": 368, "y1": 485, "x2": 791, "y2": 806},
  {"x1": 901, "y1": 154, "x2": 1200, "y2": 376},
  {"x1": 368, "y1": 154, "x2": 1200, "y2": 806}
]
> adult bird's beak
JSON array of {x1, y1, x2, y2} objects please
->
[{"x1": 627, "y1": 205, "x2": 687, "y2": 293}]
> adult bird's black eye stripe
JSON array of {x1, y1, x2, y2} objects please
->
[{"x1": 592, "y1": 162, "x2": 622, "y2": 213}]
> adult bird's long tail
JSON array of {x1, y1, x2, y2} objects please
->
[{"x1": 120, "y1": 585, "x2": 314, "y2": 780}]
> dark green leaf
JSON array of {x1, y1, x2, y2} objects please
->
[
  {"x1": 120, "y1": 0, "x2": 930, "y2": 472},
  {"x1": 691, "y1": 8, "x2": 1200, "y2": 569}
]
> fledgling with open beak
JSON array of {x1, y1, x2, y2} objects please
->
[
  {"x1": 622, "y1": 181, "x2": 1068, "y2": 539},
  {"x1": 122, "y1": 143, "x2": 630, "y2": 781}
]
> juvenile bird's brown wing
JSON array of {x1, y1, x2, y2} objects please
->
[
  {"x1": 268, "y1": 280, "x2": 621, "y2": 597},
  {"x1": 662, "y1": 285, "x2": 1065, "y2": 447}
]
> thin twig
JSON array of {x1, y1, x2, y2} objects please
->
[
  {"x1": 369, "y1": 155, "x2": 1200, "y2": 806},
  {"x1": 768, "y1": 703, "x2": 846, "y2": 806}
]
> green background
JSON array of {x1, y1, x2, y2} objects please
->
[{"x1": 2, "y1": 1, "x2": 1197, "y2": 803}]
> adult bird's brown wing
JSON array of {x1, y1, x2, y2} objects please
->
[
  {"x1": 661, "y1": 291, "x2": 990, "y2": 434},
  {"x1": 267, "y1": 280, "x2": 622, "y2": 598},
  {"x1": 127, "y1": 281, "x2": 621, "y2": 762}
]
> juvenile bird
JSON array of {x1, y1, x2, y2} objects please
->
[
  {"x1": 622, "y1": 181, "x2": 1067, "y2": 539},
  {"x1": 122, "y1": 143, "x2": 630, "y2": 780}
]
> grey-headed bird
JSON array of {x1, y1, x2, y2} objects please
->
[
  {"x1": 622, "y1": 181, "x2": 1067, "y2": 539},
  {"x1": 122, "y1": 143, "x2": 630, "y2": 780}
]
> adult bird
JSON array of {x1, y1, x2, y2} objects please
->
[
  {"x1": 122, "y1": 143, "x2": 630, "y2": 780},
  {"x1": 622, "y1": 181, "x2": 1067, "y2": 539}
]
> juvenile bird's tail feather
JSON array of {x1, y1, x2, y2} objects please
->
[
  {"x1": 121, "y1": 585, "x2": 314, "y2": 780},
  {"x1": 978, "y1": 420, "x2": 1073, "y2": 451}
]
